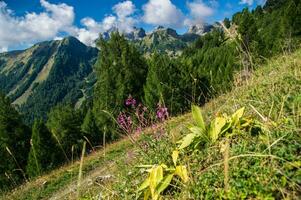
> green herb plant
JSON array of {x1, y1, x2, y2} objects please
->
[
  {"x1": 178, "y1": 105, "x2": 255, "y2": 150},
  {"x1": 137, "y1": 150, "x2": 189, "y2": 200}
]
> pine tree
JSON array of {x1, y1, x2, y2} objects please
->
[
  {"x1": 144, "y1": 53, "x2": 183, "y2": 114},
  {"x1": 81, "y1": 109, "x2": 101, "y2": 146},
  {"x1": 26, "y1": 119, "x2": 58, "y2": 178},
  {"x1": 223, "y1": 18, "x2": 231, "y2": 28},
  {"x1": 46, "y1": 104, "x2": 83, "y2": 160},
  {"x1": 93, "y1": 32, "x2": 147, "y2": 138},
  {"x1": 0, "y1": 93, "x2": 30, "y2": 190}
]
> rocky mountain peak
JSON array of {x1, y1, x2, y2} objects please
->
[
  {"x1": 125, "y1": 27, "x2": 146, "y2": 40},
  {"x1": 187, "y1": 23, "x2": 213, "y2": 35}
]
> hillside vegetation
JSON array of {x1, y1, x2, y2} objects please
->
[
  {"x1": 0, "y1": 0, "x2": 300, "y2": 197},
  {"x1": 0, "y1": 37, "x2": 98, "y2": 123},
  {"x1": 2, "y1": 47, "x2": 300, "y2": 200}
]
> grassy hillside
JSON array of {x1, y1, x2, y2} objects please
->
[{"x1": 2, "y1": 49, "x2": 300, "y2": 199}]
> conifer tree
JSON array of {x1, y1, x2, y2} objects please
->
[
  {"x1": 81, "y1": 109, "x2": 100, "y2": 146},
  {"x1": 26, "y1": 119, "x2": 58, "y2": 178},
  {"x1": 46, "y1": 104, "x2": 83, "y2": 160},
  {"x1": 0, "y1": 93, "x2": 30, "y2": 190},
  {"x1": 144, "y1": 53, "x2": 183, "y2": 114},
  {"x1": 93, "y1": 32, "x2": 147, "y2": 138}
]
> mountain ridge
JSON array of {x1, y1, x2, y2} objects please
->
[
  {"x1": 0, "y1": 36, "x2": 98, "y2": 123},
  {"x1": 0, "y1": 25, "x2": 210, "y2": 122},
  {"x1": 0, "y1": 23, "x2": 211, "y2": 122}
]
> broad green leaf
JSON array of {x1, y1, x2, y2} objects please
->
[
  {"x1": 138, "y1": 177, "x2": 150, "y2": 191},
  {"x1": 209, "y1": 117, "x2": 226, "y2": 142},
  {"x1": 160, "y1": 164, "x2": 168, "y2": 169},
  {"x1": 156, "y1": 174, "x2": 174, "y2": 195},
  {"x1": 172, "y1": 150, "x2": 179, "y2": 166},
  {"x1": 220, "y1": 122, "x2": 231, "y2": 135},
  {"x1": 231, "y1": 107, "x2": 245, "y2": 126},
  {"x1": 175, "y1": 166, "x2": 189, "y2": 183},
  {"x1": 143, "y1": 189, "x2": 151, "y2": 200},
  {"x1": 178, "y1": 133, "x2": 198, "y2": 149},
  {"x1": 240, "y1": 118, "x2": 252, "y2": 128},
  {"x1": 192, "y1": 105, "x2": 206, "y2": 131},
  {"x1": 189, "y1": 126, "x2": 209, "y2": 142},
  {"x1": 152, "y1": 193, "x2": 159, "y2": 200},
  {"x1": 149, "y1": 166, "x2": 163, "y2": 195}
]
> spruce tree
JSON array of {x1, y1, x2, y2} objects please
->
[
  {"x1": 46, "y1": 104, "x2": 83, "y2": 160},
  {"x1": 93, "y1": 32, "x2": 147, "y2": 138},
  {"x1": 144, "y1": 53, "x2": 183, "y2": 114},
  {"x1": 26, "y1": 119, "x2": 58, "y2": 178},
  {"x1": 81, "y1": 109, "x2": 100, "y2": 146},
  {"x1": 0, "y1": 93, "x2": 30, "y2": 190}
]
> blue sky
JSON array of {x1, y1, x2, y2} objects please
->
[{"x1": 0, "y1": 0, "x2": 264, "y2": 52}]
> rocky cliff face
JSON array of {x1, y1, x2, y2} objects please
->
[{"x1": 187, "y1": 23, "x2": 214, "y2": 35}]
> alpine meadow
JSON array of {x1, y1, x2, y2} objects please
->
[{"x1": 0, "y1": 0, "x2": 300, "y2": 199}]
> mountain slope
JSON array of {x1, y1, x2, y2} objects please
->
[
  {"x1": 2, "y1": 48, "x2": 300, "y2": 200},
  {"x1": 102, "y1": 25, "x2": 212, "y2": 55},
  {"x1": 0, "y1": 25, "x2": 206, "y2": 122},
  {"x1": 135, "y1": 26, "x2": 201, "y2": 56},
  {"x1": 0, "y1": 37, "x2": 98, "y2": 122}
]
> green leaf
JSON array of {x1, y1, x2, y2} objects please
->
[
  {"x1": 209, "y1": 117, "x2": 226, "y2": 142},
  {"x1": 189, "y1": 126, "x2": 209, "y2": 142},
  {"x1": 172, "y1": 150, "x2": 179, "y2": 166},
  {"x1": 175, "y1": 166, "x2": 189, "y2": 183},
  {"x1": 231, "y1": 107, "x2": 245, "y2": 126},
  {"x1": 149, "y1": 166, "x2": 163, "y2": 195},
  {"x1": 138, "y1": 177, "x2": 150, "y2": 191},
  {"x1": 178, "y1": 133, "x2": 198, "y2": 149},
  {"x1": 156, "y1": 174, "x2": 174, "y2": 195},
  {"x1": 143, "y1": 189, "x2": 151, "y2": 200},
  {"x1": 192, "y1": 105, "x2": 206, "y2": 131}
]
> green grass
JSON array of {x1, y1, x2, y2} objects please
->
[
  {"x1": 1, "y1": 139, "x2": 133, "y2": 200},
  {"x1": 95, "y1": 50, "x2": 301, "y2": 199},
  {"x1": 2, "y1": 50, "x2": 301, "y2": 199}
]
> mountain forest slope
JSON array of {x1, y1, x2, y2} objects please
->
[
  {"x1": 0, "y1": 37, "x2": 98, "y2": 122},
  {"x1": 2, "y1": 45, "x2": 300, "y2": 200},
  {"x1": 0, "y1": 26, "x2": 203, "y2": 123}
]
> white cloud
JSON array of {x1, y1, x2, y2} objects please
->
[
  {"x1": 102, "y1": 16, "x2": 117, "y2": 31},
  {"x1": 239, "y1": 0, "x2": 254, "y2": 6},
  {"x1": 113, "y1": 0, "x2": 135, "y2": 19},
  {"x1": 0, "y1": 47, "x2": 8, "y2": 53},
  {"x1": 0, "y1": 0, "x2": 75, "y2": 51},
  {"x1": 142, "y1": 0, "x2": 185, "y2": 28},
  {"x1": 75, "y1": 1, "x2": 137, "y2": 46},
  {"x1": 185, "y1": 0, "x2": 215, "y2": 26},
  {"x1": 0, "y1": 0, "x2": 140, "y2": 50},
  {"x1": 0, "y1": 0, "x2": 220, "y2": 51}
]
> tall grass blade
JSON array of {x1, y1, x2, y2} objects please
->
[{"x1": 77, "y1": 141, "x2": 86, "y2": 199}]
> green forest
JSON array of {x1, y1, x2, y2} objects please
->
[{"x1": 0, "y1": 0, "x2": 300, "y2": 195}]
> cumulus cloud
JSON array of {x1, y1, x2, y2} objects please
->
[
  {"x1": 0, "y1": 0, "x2": 138, "y2": 51},
  {"x1": 75, "y1": 0, "x2": 137, "y2": 46},
  {"x1": 142, "y1": 0, "x2": 185, "y2": 28},
  {"x1": 185, "y1": 0, "x2": 215, "y2": 26},
  {"x1": 0, "y1": 0, "x2": 219, "y2": 51},
  {"x1": 113, "y1": 0, "x2": 135, "y2": 19},
  {"x1": 0, "y1": 0, "x2": 75, "y2": 52}
]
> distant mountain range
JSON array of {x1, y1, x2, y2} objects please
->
[
  {"x1": 106, "y1": 23, "x2": 214, "y2": 56},
  {"x1": 0, "y1": 24, "x2": 214, "y2": 122}
]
